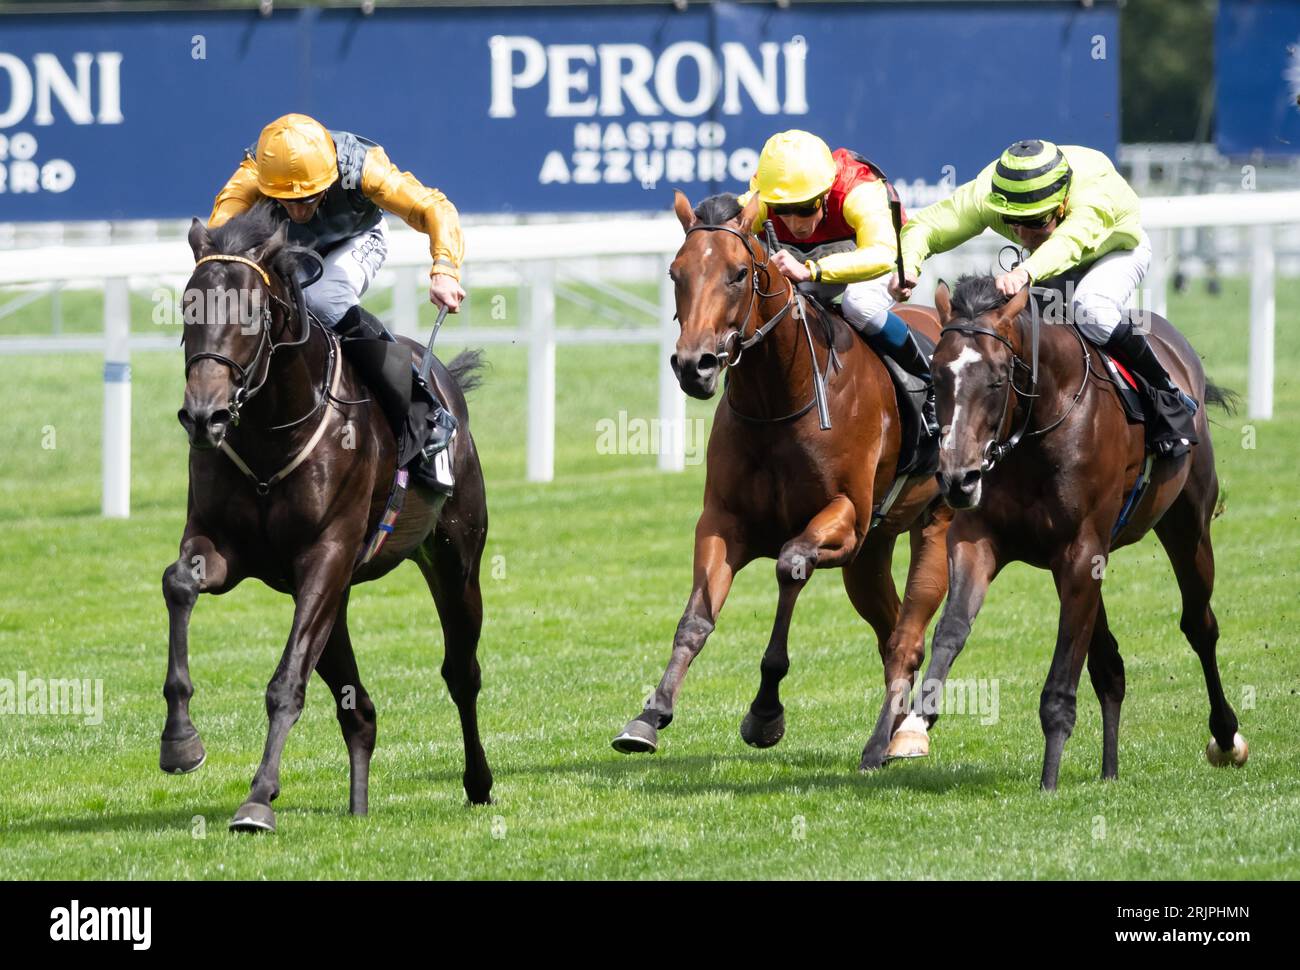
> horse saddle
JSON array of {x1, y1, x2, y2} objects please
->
[
  {"x1": 795, "y1": 285, "x2": 938, "y2": 479},
  {"x1": 1030, "y1": 283, "x2": 1199, "y2": 459}
]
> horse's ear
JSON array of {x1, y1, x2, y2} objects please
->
[
  {"x1": 999, "y1": 285, "x2": 1032, "y2": 327},
  {"x1": 673, "y1": 190, "x2": 696, "y2": 232},
  {"x1": 934, "y1": 280, "x2": 952, "y2": 325},
  {"x1": 188, "y1": 217, "x2": 215, "y2": 261},
  {"x1": 251, "y1": 220, "x2": 289, "y2": 266},
  {"x1": 736, "y1": 192, "x2": 762, "y2": 232}
]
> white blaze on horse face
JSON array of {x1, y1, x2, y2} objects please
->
[
  {"x1": 944, "y1": 346, "x2": 983, "y2": 454},
  {"x1": 702, "y1": 246, "x2": 712, "y2": 258}
]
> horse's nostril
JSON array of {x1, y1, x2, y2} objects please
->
[
  {"x1": 960, "y1": 469, "x2": 982, "y2": 493},
  {"x1": 670, "y1": 354, "x2": 680, "y2": 376},
  {"x1": 178, "y1": 409, "x2": 195, "y2": 433},
  {"x1": 697, "y1": 353, "x2": 719, "y2": 374}
]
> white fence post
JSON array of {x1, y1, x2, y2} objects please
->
[
  {"x1": 102, "y1": 277, "x2": 131, "y2": 518},
  {"x1": 657, "y1": 269, "x2": 685, "y2": 472},
  {"x1": 526, "y1": 261, "x2": 556, "y2": 482},
  {"x1": 391, "y1": 266, "x2": 419, "y2": 338},
  {"x1": 1249, "y1": 224, "x2": 1275, "y2": 421},
  {"x1": 1145, "y1": 227, "x2": 1170, "y2": 321}
]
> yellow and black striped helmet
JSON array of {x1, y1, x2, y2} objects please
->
[{"x1": 988, "y1": 139, "x2": 1072, "y2": 219}]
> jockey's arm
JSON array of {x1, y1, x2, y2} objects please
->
[
  {"x1": 1018, "y1": 202, "x2": 1113, "y2": 283},
  {"x1": 360, "y1": 145, "x2": 464, "y2": 283},
  {"x1": 897, "y1": 172, "x2": 991, "y2": 281},
  {"x1": 809, "y1": 181, "x2": 898, "y2": 284},
  {"x1": 207, "y1": 155, "x2": 261, "y2": 228}
]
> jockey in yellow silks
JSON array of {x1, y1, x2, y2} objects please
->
[
  {"x1": 207, "y1": 113, "x2": 464, "y2": 470},
  {"x1": 894, "y1": 139, "x2": 1199, "y2": 424},
  {"x1": 741, "y1": 130, "x2": 939, "y2": 435}
]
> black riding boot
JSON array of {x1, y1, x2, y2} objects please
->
[
  {"x1": 1105, "y1": 320, "x2": 1198, "y2": 458},
  {"x1": 874, "y1": 328, "x2": 940, "y2": 436},
  {"x1": 335, "y1": 305, "x2": 458, "y2": 482},
  {"x1": 1105, "y1": 320, "x2": 1199, "y2": 414}
]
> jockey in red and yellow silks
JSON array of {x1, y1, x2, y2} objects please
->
[{"x1": 742, "y1": 130, "x2": 937, "y2": 435}]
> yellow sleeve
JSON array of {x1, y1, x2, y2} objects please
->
[
  {"x1": 811, "y1": 181, "x2": 898, "y2": 284},
  {"x1": 360, "y1": 145, "x2": 464, "y2": 280},
  {"x1": 208, "y1": 156, "x2": 262, "y2": 228}
]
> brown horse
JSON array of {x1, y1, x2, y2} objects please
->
[
  {"x1": 612, "y1": 190, "x2": 953, "y2": 769},
  {"x1": 163, "y1": 207, "x2": 492, "y2": 831},
  {"x1": 910, "y1": 275, "x2": 1247, "y2": 789}
]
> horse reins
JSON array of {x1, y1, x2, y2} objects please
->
[
  {"x1": 683, "y1": 221, "x2": 835, "y2": 428},
  {"x1": 184, "y1": 252, "x2": 350, "y2": 494},
  {"x1": 940, "y1": 285, "x2": 1092, "y2": 471}
]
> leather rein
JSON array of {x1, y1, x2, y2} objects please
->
[
  {"x1": 184, "y1": 252, "x2": 350, "y2": 494},
  {"x1": 939, "y1": 285, "x2": 1092, "y2": 471},
  {"x1": 683, "y1": 222, "x2": 835, "y2": 427}
]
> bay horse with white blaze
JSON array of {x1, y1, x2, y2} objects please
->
[
  {"x1": 162, "y1": 207, "x2": 492, "y2": 831},
  {"x1": 612, "y1": 190, "x2": 953, "y2": 769},
  {"x1": 907, "y1": 276, "x2": 1247, "y2": 788}
]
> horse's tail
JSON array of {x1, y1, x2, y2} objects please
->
[
  {"x1": 1204, "y1": 378, "x2": 1240, "y2": 415},
  {"x1": 446, "y1": 349, "x2": 487, "y2": 395}
]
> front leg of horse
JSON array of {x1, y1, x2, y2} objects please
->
[
  {"x1": 160, "y1": 533, "x2": 237, "y2": 774},
  {"x1": 230, "y1": 550, "x2": 351, "y2": 833},
  {"x1": 742, "y1": 496, "x2": 859, "y2": 749},
  {"x1": 612, "y1": 518, "x2": 744, "y2": 754},
  {"x1": 892, "y1": 532, "x2": 999, "y2": 763},
  {"x1": 1039, "y1": 537, "x2": 1104, "y2": 791},
  {"x1": 859, "y1": 507, "x2": 951, "y2": 769}
]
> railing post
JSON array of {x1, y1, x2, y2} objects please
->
[
  {"x1": 526, "y1": 261, "x2": 556, "y2": 482},
  {"x1": 1145, "y1": 227, "x2": 1170, "y2": 322},
  {"x1": 102, "y1": 277, "x2": 131, "y2": 518},
  {"x1": 1249, "y1": 224, "x2": 1275, "y2": 421},
  {"x1": 657, "y1": 269, "x2": 685, "y2": 472},
  {"x1": 392, "y1": 266, "x2": 419, "y2": 338}
]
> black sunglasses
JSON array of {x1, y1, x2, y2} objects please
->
[
  {"x1": 1003, "y1": 211, "x2": 1056, "y2": 229},
  {"x1": 770, "y1": 196, "x2": 824, "y2": 218}
]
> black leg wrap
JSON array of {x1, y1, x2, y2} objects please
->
[{"x1": 1105, "y1": 321, "x2": 1199, "y2": 456}]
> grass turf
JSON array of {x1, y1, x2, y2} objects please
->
[{"x1": 0, "y1": 277, "x2": 1295, "y2": 879}]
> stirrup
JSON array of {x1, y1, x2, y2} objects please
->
[
  {"x1": 919, "y1": 386, "x2": 940, "y2": 437},
  {"x1": 421, "y1": 407, "x2": 458, "y2": 459}
]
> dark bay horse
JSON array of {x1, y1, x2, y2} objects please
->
[
  {"x1": 612, "y1": 190, "x2": 953, "y2": 769},
  {"x1": 911, "y1": 276, "x2": 1247, "y2": 789},
  {"x1": 163, "y1": 207, "x2": 492, "y2": 831}
]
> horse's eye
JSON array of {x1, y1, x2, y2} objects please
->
[{"x1": 731, "y1": 266, "x2": 748, "y2": 285}]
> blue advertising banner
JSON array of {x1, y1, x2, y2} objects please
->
[
  {"x1": 0, "y1": 2, "x2": 1118, "y2": 221},
  {"x1": 1217, "y1": 0, "x2": 1300, "y2": 156}
]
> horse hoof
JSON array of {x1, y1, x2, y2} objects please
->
[
  {"x1": 884, "y1": 713, "x2": 931, "y2": 761},
  {"x1": 1206, "y1": 732, "x2": 1249, "y2": 768},
  {"x1": 740, "y1": 710, "x2": 785, "y2": 749},
  {"x1": 159, "y1": 732, "x2": 207, "y2": 774},
  {"x1": 229, "y1": 802, "x2": 276, "y2": 833},
  {"x1": 612, "y1": 719, "x2": 658, "y2": 754}
]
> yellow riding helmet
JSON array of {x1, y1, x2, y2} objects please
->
[
  {"x1": 255, "y1": 114, "x2": 338, "y2": 199},
  {"x1": 987, "y1": 139, "x2": 1072, "y2": 219},
  {"x1": 752, "y1": 130, "x2": 837, "y2": 205}
]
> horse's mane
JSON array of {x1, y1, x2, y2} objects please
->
[
  {"x1": 206, "y1": 202, "x2": 314, "y2": 284},
  {"x1": 693, "y1": 192, "x2": 743, "y2": 226},
  {"x1": 951, "y1": 273, "x2": 1027, "y2": 324}
]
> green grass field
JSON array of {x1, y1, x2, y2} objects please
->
[{"x1": 0, "y1": 278, "x2": 1296, "y2": 880}]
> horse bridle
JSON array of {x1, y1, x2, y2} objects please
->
[
  {"x1": 681, "y1": 222, "x2": 837, "y2": 427},
  {"x1": 939, "y1": 286, "x2": 1092, "y2": 471},
  {"x1": 183, "y1": 253, "x2": 314, "y2": 428},
  {"x1": 683, "y1": 223, "x2": 797, "y2": 367}
]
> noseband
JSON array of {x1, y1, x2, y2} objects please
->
[
  {"x1": 939, "y1": 286, "x2": 1091, "y2": 470},
  {"x1": 183, "y1": 253, "x2": 313, "y2": 427}
]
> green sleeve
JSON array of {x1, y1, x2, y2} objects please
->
[
  {"x1": 1019, "y1": 203, "x2": 1114, "y2": 282},
  {"x1": 899, "y1": 175, "x2": 992, "y2": 279}
]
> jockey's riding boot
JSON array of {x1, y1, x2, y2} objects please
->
[
  {"x1": 1105, "y1": 320, "x2": 1199, "y2": 414},
  {"x1": 335, "y1": 304, "x2": 397, "y2": 342},
  {"x1": 873, "y1": 312, "x2": 940, "y2": 436}
]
